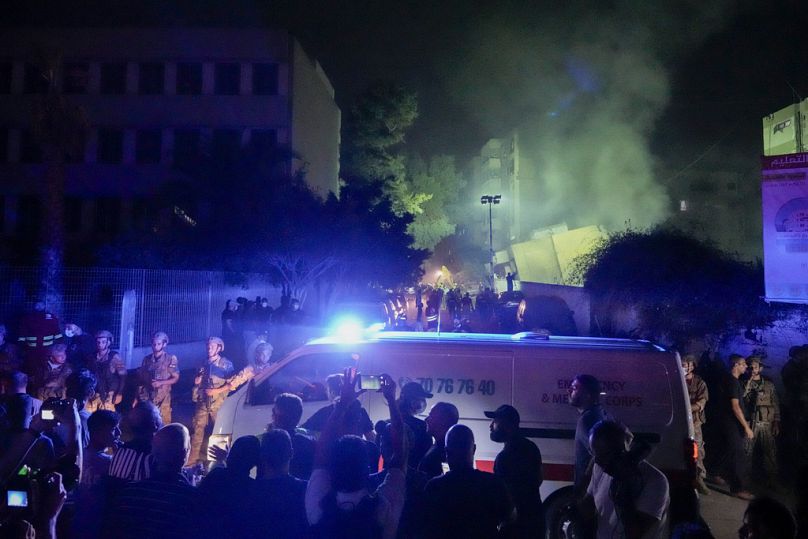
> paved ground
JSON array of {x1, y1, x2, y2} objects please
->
[
  {"x1": 700, "y1": 479, "x2": 797, "y2": 538},
  {"x1": 700, "y1": 486, "x2": 747, "y2": 538}
]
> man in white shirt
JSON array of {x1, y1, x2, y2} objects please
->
[{"x1": 581, "y1": 420, "x2": 669, "y2": 539}]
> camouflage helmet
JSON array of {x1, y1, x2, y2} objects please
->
[
  {"x1": 746, "y1": 355, "x2": 767, "y2": 368},
  {"x1": 680, "y1": 353, "x2": 699, "y2": 366},
  {"x1": 95, "y1": 330, "x2": 114, "y2": 341}
]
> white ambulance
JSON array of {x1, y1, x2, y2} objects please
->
[{"x1": 210, "y1": 331, "x2": 698, "y2": 537}]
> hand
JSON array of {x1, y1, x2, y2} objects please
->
[
  {"x1": 339, "y1": 368, "x2": 363, "y2": 404},
  {"x1": 151, "y1": 380, "x2": 162, "y2": 389},
  {"x1": 205, "y1": 388, "x2": 217, "y2": 397},
  {"x1": 772, "y1": 421, "x2": 780, "y2": 437},
  {"x1": 39, "y1": 472, "x2": 67, "y2": 521},
  {"x1": 745, "y1": 426, "x2": 754, "y2": 439},
  {"x1": 208, "y1": 444, "x2": 229, "y2": 463},
  {"x1": 380, "y1": 374, "x2": 397, "y2": 404}
]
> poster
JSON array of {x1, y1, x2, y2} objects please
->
[{"x1": 762, "y1": 153, "x2": 808, "y2": 303}]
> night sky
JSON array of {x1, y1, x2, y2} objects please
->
[{"x1": 5, "y1": 0, "x2": 808, "y2": 180}]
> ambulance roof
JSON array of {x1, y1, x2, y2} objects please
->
[{"x1": 308, "y1": 331, "x2": 667, "y2": 352}]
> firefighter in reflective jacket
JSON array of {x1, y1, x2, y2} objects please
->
[{"x1": 17, "y1": 302, "x2": 62, "y2": 373}]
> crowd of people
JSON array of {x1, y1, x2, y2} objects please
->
[{"x1": 0, "y1": 302, "x2": 803, "y2": 538}]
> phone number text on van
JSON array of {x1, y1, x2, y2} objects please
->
[{"x1": 399, "y1": 377, "x2": 497, "y2": 396}]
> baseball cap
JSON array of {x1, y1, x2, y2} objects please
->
[
  {"x1": 484, "y1": 404, "x2": 520, "y2": 425},
  {"x1": 400, "y1": 382, "x2": 433, "y2": 400}
]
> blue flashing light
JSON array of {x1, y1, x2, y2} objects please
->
[
  {"x1": 331, "y1": 317, "x2": 365, "y2": 342},
  {"x1": 329, "y1": 318, "x2": 386, "y2": 342}
]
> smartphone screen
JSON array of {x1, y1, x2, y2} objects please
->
[
  {"x1": 41, "y1": 409, "x2": 55, "y2": 420},
  {"x1": 360, "y1": 374, "x2": 381, "y2": 391},
  {"x1": 7, "y1": 490, "x2": 28, "y2": 507}
]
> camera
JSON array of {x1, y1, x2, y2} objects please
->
[
  {"x1": 359, "y1": 374, "x2": 383, "y2": 391},
  {"x1": 1, "y1": 465, "x2": 41, "y2": 522},
  {"x1": 40, "y1": 398, "x2": 71, "y2": 422}
]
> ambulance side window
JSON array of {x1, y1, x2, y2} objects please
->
[{"x1": 250, "y1": 353, "x2": 357, "y2": 406}]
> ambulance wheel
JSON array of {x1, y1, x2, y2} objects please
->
[{"x1": 544, "y1": 487, "x2": 576, "y2": 539}]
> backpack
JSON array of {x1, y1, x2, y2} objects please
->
[{"x1": 313, "y1": 490, "x2": 384, "y2": 539}]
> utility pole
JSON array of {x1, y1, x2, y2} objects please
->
[{"x1": 480, "y1": 194, "x2": 501, "y2": 289}]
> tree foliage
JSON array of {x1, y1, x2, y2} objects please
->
[
  {"x1": 341, "y1": 81, "x2": 418, "y2": 185},
  {"x1": 572, "y1": 227, "x2": 772, "y2": 348},
  {"x1": 97, "y1": 137, "x2": 427, "y2": 305}
]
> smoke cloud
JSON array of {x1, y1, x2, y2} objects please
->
[{"x1": 437, "y1": 1, "x2": 738, "y2": 233}]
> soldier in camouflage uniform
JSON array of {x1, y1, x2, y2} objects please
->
[
  {"x1": 743, "y1": 356, "x2": 780, "y2": 485},
  {"x1": 33, "y1": 343, "x2": 72, "y2": 401},
  {"x1": 682, "y1": 354, "x2": 710, "y2": 494},
  {"x1": 85, "y1": 330, "x2": 127, "y2": 412},
  {"x1": 137, "y1": 331, "x2": 180, "y2": 425},
  {"x1": 189, "y1": 336, "x2": 234, "y2": 465}
]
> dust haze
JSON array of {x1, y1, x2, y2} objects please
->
[{"x1": 438, "y1": 1, "x2": 740, "y2": 233}]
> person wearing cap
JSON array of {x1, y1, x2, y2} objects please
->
[
  {"x1": 681, "y1": 353, "x2": 710, "y2": 494},
  {"x1": 743, "y1": 355, "x2": 780, "y2": 485},
  {"x1": 190, "y1": 336, "x2": 234, "y2": 465},
  {"x1": 137, "y1": 331, "x2": 180, "y2": 425},
  {"x1": 708, "y1": 354, "x2": 754, "y2": 500},
  {"x1": 86, "y1": 330, "x2": 126, "y2": 412},
  {"x1": 398, "y1": 381, "x2": 434, "y2": 468},
  {"x1": 486, "y1": 404, "x2": 544, "y2": 537}
]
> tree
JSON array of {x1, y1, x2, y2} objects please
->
[
  {"x1": 405, "y1": 154, "x2": 467, "y2": 250},
  {"x1": 30, "y1": 48, "x2": 88, "y2": 315},
  {"x1": 571, "y1": 227, "x2": 773, "y2": 349},
  {"x1": 341, "y1": 81, "x2": 418, "y2": 187}
]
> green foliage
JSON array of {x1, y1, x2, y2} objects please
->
[
  {"x1": 573, "y1": 227, "x2": 772, "y2": 347},
  {"x1": 403, "y1": 154, "x2": 467, "y2": 250},
  {"x1": 342, "y1": 81, "x2": 418, "y2": 185}
]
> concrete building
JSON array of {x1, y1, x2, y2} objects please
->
[
  {"x1": 0, "y1": 27, "x2": 340, "y2": 246},
  {"x1": 469, "y1": 133, "x2": 521, "y2": 252}
]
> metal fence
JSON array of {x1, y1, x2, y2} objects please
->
[{"x1": 0, "y1": 266, "x2": 282, "y2": 347}]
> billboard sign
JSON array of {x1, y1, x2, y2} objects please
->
[{"x1": 762, "y1": 153, "x2": 808, "y2": 303}]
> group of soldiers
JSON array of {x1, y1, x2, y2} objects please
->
[{"x1": 682, "y1": 352, "x2": 780, "y2": 495}]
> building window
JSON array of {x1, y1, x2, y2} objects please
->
[
  {"x1": 176, "y1": 62, "x2": 202, "y2": 95},
  {"x1": 138, "y1": 62, "x2": 164, "y2": 95},
  {"x1": 97, "y1": 128, "x2": 124, "y2": 164},
  {"x1": 62, "y1": 62, "x2": 89, "y2": 94},
  {"x1": 136, "y1": 129, "x2": 162, "y2": 164},
  {"x1": 214, "y1": 63, "x2": 240, "y2": 95},
  {"x1": 100, "y1": 63, "x2": 127, "y2": 94},
  {"x1": 0, "y1": 127, "x2": 8, "y2": 163},
  {"x1": 24, "y1": 63, "x2": 49, "y2": 94},
  {"x1": 212, "y1": 129, "x2": 241, "y2": 162},
  {"x1": 95, "y1": 197, "x2": 121, "y2": 235},
  {"x1": 252, "y1": 63, "x2": 278, "y2": 95},
  {"x1": 65, "y1": 197, "x2": 83, "y2": 233},
  {"x1": 173, "y1": 129, "x2": 200, "y2": 167},
  {"x1": 250, "y1": 129, "x2": 277, "y2": 155},
  {"x1": 20, "y1": 131, "x2": 43, "y2": 163},
  {"x1": 17, "y1": 195, "x2": 41, "y2": 236},
  {"x1": 0, "y1": 62, "x2": 12, "y2": 94}
]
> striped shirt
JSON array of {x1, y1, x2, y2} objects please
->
[
  {"x1": 108, "y1": 440, "x2": 152, "y2": 481},
  {"x1": 109, "y1": 472, "x2": 200, "y2": 539}
]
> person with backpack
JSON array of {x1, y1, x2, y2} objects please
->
[{"x1": 305, "y1": 370, "x2": 406, "y2": 539}]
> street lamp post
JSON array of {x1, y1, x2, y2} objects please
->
[{"x1": 480, "y1": 194, "x2": 501, "y2": 289}]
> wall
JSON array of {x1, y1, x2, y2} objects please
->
[{"x1": 290, "y1": 40, "x2": 341, "y2": 198}]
